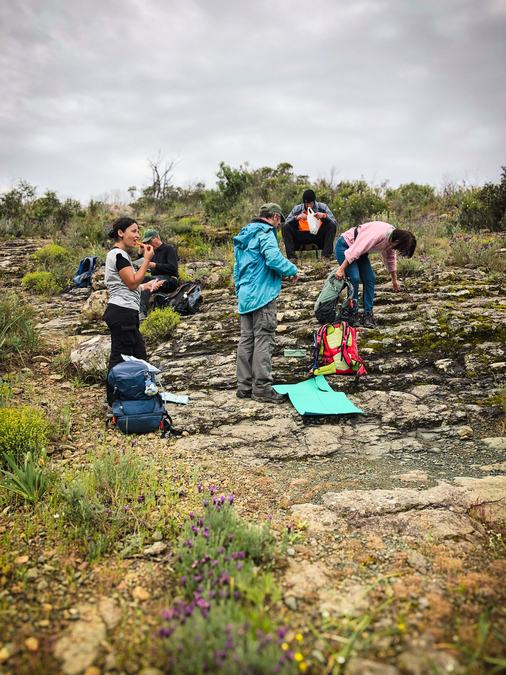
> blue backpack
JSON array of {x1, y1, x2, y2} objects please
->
[
  {"x1": 73, "y1": 256, "x2": 97, "y2": 288},
  {"x1": 107, "y1": 361, "x2": 173, "y2": 435}
]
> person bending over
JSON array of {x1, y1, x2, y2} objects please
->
[{"x1": 334, "y1": 221, "x2": 416, "y2": 328}]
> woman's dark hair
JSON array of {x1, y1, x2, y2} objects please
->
[
  {"x1": 108, "y1": 217, "x2": 137, "y2": 241},
  {"x1": 391, "y1": 229, "x2": 417, "y2": 258}
]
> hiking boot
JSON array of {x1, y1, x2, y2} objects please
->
[
  {"x1": 338, "y1": 308, "x2": 359, "y2": 326},
  {"x1": 236, "y1": 390, "x2": 252, "y2": 399},
  {"x1": 361, "y1": 312, "x2": 377, "y2": 328},
  {"x1": 252, "y1": 390, "x2": 286, "y2": 404}
]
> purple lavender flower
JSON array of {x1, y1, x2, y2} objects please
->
[
  {"x1": 202, "y1": 528, "x2": 210, "y2": 539},
  {"x1": 180, "y1": 576, "x2": 186, "y2": 586},
  {"x1": 197, "y1": 483, "x2": 203, "y2": 493},
  {"x1": 220, "y1": 572, "x2": 229, "y2": 584},
  {"x1": 219, "y1": 495, "x2": 226, "y2": 505},
  {"x1": 228, "y1": 495, "x2": 235, "y2": 505},
  {"x1": 203, "y1": 499, "x2": 208, "y2": 508},
  {"x1": 191, "y1": 525, "x2": 199, "y2": 535},
  {"x1": 277, "y1": 627, "x2": 288, "y2": 639},
  {"x1": 236, "y1": 562, "x2": 243, "y2": 570},
  {"x1": 211, "y1": 559, "x2": 218, "y2": 567},
  {"x1": 137, "y1": 495, "x2": 145, "y2": 503},
  {"x1": 210, "y1": 486, "x2": 217, "y2": 495},
  {"x1": 233, "y1": 591, "x2": 240, "y2": 600},
  {"x1": 197, "y1": 518, "x2": 204, "y2": 527},
  {"x1": 158, "y1": 627, "x2": 172, "y2": 637},
  {"x1": 189, "y1": 511, "x2": 195, "y2": 520},
  {"x1": 161, "y1": 608, "x2": 175, "y2": 620}
]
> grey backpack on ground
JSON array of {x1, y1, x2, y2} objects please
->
[{"x1": 314, "y1": 273, "x2": 354, "y2": 325}]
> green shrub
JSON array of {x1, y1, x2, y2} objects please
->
[
  {"x1": 449, "y1": 235, "x2": 506, "y2": 273},
  {"x1": 1, "y1": 450, "x2": 51, "y2": 504},
  {"x1": 58, "y1": 450, "x2": 177, "y2": 560},
  {"x1": 0, "y1": 406, "x2": 48, "y2": 467},
  {"x1": 32, "y1": 243, "x2": 70, "y2": 267},
  {"x1": 178, "y1": 265, "x2": 192, "y2": 282},
  {"x1": 167, "y1": 216, "x2": 202, "y2": 235},
  {"x1": 397, "y1": 257, "x2": 424, "y2": 276},
  {"x1": 21, "y1": 270, "x2": 62, "y2": 295},
  {"x1": 459, "y1": 167, "x2": 506, "y2": 232},
  {"x1": 140, "y1": 307, "x2": 181, "y2": 341},
  {"x1": 0, "y1": 294, "x2": 39, "y2": 363}
]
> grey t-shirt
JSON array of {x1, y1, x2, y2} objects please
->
[{"x1": 105, "y1": 247, "x2": 141, "y2": 311}]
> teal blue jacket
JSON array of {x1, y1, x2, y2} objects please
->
[{"x1": 233, "y1": 218, "x2": 297, "y2": 314}]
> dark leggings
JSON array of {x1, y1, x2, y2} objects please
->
[{"x1": 103, "y1": 303, "x2": 147, "y2": 404}]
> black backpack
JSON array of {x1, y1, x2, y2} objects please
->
[{"x1": 153, "y1": 281, "x2": 202, "y2": 315}]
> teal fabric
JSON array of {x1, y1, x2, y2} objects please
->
[
  {"x1": 233, "y1": 220, "x2": 297, "y2": 314},
  {"x1": 273, "y1": 375, "x2": 364, "y2": 416}
]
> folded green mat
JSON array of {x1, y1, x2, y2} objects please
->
[{"x1": 273, "y1": 375, "x2": 364, "y2": 416}]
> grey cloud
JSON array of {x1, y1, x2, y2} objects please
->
[{"x1": 0, "y1": 0, "x2": 505, "y2": 200}]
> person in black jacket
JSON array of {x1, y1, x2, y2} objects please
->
[{"x1": 139, "y1": 229, "x2": 179, "y2": 318}]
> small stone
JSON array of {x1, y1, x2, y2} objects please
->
[
  {"x1": 151, "y1": 530, "x2": 163, "y2": 542},
  {"x1": 284, "y1": 595, "x2": 298, "y2": 610},
  {"x1": 37, "y1": 579, "x2": 48, "y2": 591},
  {"x1": 25, "y1": 637, "x2": 39, "y2": 652},
  {"x1": 14, "y1": 555, "x2": 29, "y2": 565},
  {"x1": 26, "y1": 567, "x2": 38, "y2": 580},
  {"x1": 38, "y1": 620, "x2": 50, "y2": 627},
  {"x1": 0, "y1": 644, "x2": 14, "y2": 663},
  {"x1": 457, "y1": 425, "x2": 473, "y2": 438},
  {"x1": 132, "y1": 586, "x2": 150, "y2": 602},
  {"x1": 287, "y1": 547, "x2": 296, "y2": 557},
  {"x1": 84, "y1": 667, "x2": 101, "y2": 675},
  {"x1": 143, "y1": 542, "x2": 167, "y2": 556}
]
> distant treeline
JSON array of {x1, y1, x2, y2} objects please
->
[{"x1": 0, "y1": 162, "x2": 505, "y2": 241}]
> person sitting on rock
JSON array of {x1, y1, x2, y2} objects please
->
[
  {"x1": 334, "y1": 221, "x2": 417, "y2": 328},
  {"x1": 282, "y1": 189, "x2": 338, "y2": 261},
  {"x1": 139, "y1": 229, "x2": 178, "y2": 319}
]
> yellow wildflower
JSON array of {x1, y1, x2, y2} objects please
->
[
  {"x1": 281, "y1": 642, "x2": 289, "y2": 651},
  {"x1": 299, "y1": 663, "x2": 308, "y2": 672},
  {"x1": 294, "y1": 652, "x2": 304, "y2": 662},
  {"x1": 295, "y1": 633, "x2": 303, "y2": 642},
  {"x1": 398, "y1": 622, "x2": 406, "y2": 632}
]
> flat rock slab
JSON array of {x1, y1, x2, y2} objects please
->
[{"x1": 53, "y1": 597, "x2": 120, "y2": 674}]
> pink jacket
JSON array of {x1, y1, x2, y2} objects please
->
[{"x1": 342, "y1": 221, "x2": 397, "y2": 273}]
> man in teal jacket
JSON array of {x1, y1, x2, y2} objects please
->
[{"x1": 234, "y1": 203, "x2": 298, "y2": 403}]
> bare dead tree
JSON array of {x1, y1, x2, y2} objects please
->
[{"x1": 147, "y1": 153, "x2": 179, "y2": 209}]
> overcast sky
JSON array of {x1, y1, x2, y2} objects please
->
[{"x1": 1, "y1": 0, "x2": 505, "y2": 202}]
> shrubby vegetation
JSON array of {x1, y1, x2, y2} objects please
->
[
  {"x1": 0, "y1": 293, "x2": 39, "y2": 363},
  {"x1": 1, "y1": 164, "x2": 504, "y2": 291},
  {"x1": 0, "y1": 406, "x2": 48, "y2": 467},
  {"x1": 140, "y1": 306, "x2": 181, "y2": 341}
]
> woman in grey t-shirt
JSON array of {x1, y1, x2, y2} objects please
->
[{"x1": 103, "y1": 217, "x2": 163, "y2": 405}]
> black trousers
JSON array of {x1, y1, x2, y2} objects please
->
[
  {"x1": 282, "y1": 219, "x2": 337, "y2": 258},
  {"x1": 103, "y1": 303, "x2": 147, "y2": 405}
]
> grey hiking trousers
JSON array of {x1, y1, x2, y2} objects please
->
[{"x1": 236, "y1": 300, "x2": 277, "y2": 396}]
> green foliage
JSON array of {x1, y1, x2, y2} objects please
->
[
  {"x1": 21, "y1": 270, "x2": 62, "y2": 295},
  {"x1": 140, "y1": 306, "x2": 181, "y2": 341},
  {"x1": 161, "y1": 490, "x2": 301, "y2": 674},
  {"x1": 0, "y1": 450, "x2": 50, "y2": 504},
  {"x1": 332, "y1": 180, "x2": 387, "y2": 227},
  {"x1": 0, "y1": 293, "x2": 39, "y2": 363},
  {"x1": 449, "y1": 234, "x2": 506, "y2": 273},
  {"x1": 32, "y1": 243, "x2": 70, "y2": 267},
  {"x1": 58, "y1": 450, "x2": 177, "y2": 560},
  {"x1": 167, "y1": 216, "x2": 203, "y2": 235},
  {"x1": 459, "y1": 167, "x2": 506, "y2": 232},
  {"x1": 0, "y1": 406, "x2": 48, "y2": 467},
  {"x1": 385, "y1": 182, "x2": 435, "y2": 220},
  {"x1": 178, "y1": 265, "x2": 192, "y2": 282}
]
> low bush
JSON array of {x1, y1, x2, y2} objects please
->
[
  {"x1": 449, "y1": 235, "x2": 506, "y2": 273},
  {"x1": 58, "y1": 450, "x2": 178, "y2": 559},
  {"x1": 140, "y1": 307, "x2": 181, "y2": 341},
  {"x1": 32, "y1": 243, "x2": 70, "y2": 267},
  {"x1": 0, "y1": 294, "x2": 39, "y2": 363},
  {"x1": 21, "y1": 270, "x2": 62, "y2": 295},
  {"x1": 160, "y1": 488, "x2": 304, "y2": 673},
  {"x1": 0, "y1": 406, "x2": 48, "y2": 467},
  {"x1": 397, "y1": 257, "x2": 424, "y2": 277},
  {"x1": 1, "y1": 450, "x2": 51, "y2": 504}
]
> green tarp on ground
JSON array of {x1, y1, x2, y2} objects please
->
[{"x1": 273, "y1": 375, "x2": 364, "y2": 416}]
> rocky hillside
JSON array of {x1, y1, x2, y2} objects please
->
[{"x1": 0, "y1": 237, "x2": 505, "y2": 675}]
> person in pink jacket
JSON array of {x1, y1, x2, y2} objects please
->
[{"x1": 334, "y1": 221, "x2": 416, "y2": 328}]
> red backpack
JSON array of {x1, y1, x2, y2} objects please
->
[{"x1": 310, "y1": 321, "x2": 367, "y2": 377}]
